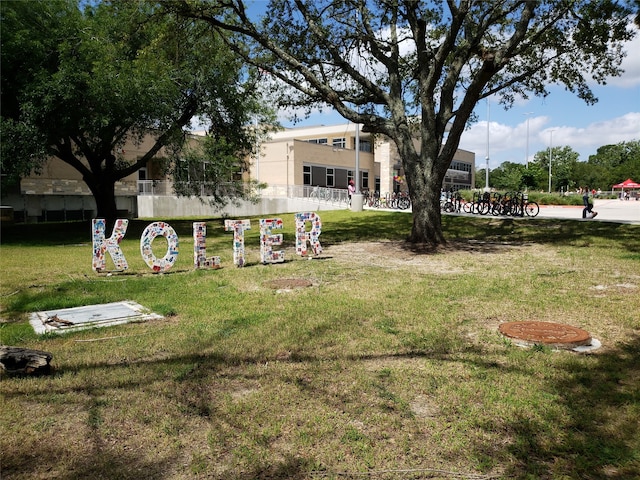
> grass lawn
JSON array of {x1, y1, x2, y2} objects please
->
[{"x1": 1, "y1": 210, "x2": 639, "y2": 479}]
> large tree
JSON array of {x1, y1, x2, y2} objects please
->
[
  {"x1": 169, "y1": 0, "x2": 635, "y2": 247},
  {"x1": 531, "y1": 146, "x2": 580, "y2": 192},
  {"x1": 587, "y1": 141, "x2": 640, "y2": 188},
  {"x1": 1, "y1": 0, "x2": 272, "y2": 221}
]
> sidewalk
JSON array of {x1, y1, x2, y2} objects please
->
[
  {"x1": 537, "y1": 199, "x2": 640, "y2": 224},
  {"x1": 365, "y1": 198, "x2": 640, "y2": 225}
]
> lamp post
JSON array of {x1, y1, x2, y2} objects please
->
[
  {"x1": 355, "y1": 123, "x2": 360, "y2": 193},
  {"x1": 485, "y1": 99, "x2": 490, "y2": 192},
  {"x1": 523, "y1": 112, "x2": 533, "y2": 169},
  {"x1": 548, "y1": 130, "x2": 555, "y2": 193},
  {"x1": 254, "y1": 116, "x2": 260, "y2": 182}
]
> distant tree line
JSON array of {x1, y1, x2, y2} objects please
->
[{"x1": 475, "y1": 140, "x2": 640, "y2": 192}]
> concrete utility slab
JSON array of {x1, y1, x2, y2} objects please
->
[{"x1": 30, "y1": 301, "x2": 163, "y2": 335}]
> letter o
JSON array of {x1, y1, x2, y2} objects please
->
[{"x1": 140, "y1": 222, "x2": 179, "y2": 272}]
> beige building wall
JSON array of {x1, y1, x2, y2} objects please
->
[
  {"x1": 256, "y1": 141, "x2": 293, "y2": 185},
  {"x1": 251, "y1": 124, "x2": 378, "y2": 190},
  {"x1": 374, "y1": 140, "x2": 395, "y2": 195},
  {"x1": 19, "y1": 134, "x2": 174, "y2": 197},
  {"x1": 20, "y1": 157, "x2": 139, "y2": 197},
  {"x1": 253, "y1": 124, "x2": 474, "y2": 195},
  {"x1": 12, "y1": 134, "x2": 175, "y2": 221}
]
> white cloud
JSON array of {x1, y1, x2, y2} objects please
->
[
  {"x1": 608, "y1": 24, "x2": 640, "y2": 88},
  {"x1": 460, "y1": 113, "x2": 639, "y2": 165},
  {"x1": 538, "y1": 112, "x2": 640, "y2": 150},
  {"x1": 459, "y1": 115, "x2": 550, "y2": 157}
]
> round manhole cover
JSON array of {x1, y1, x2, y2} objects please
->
[
  {"x1": 264, "y1": 278, "x2": 313, "y2": 290},
  {"x1": 499, "y1": 321, "x2": 592, "y2": 349}
]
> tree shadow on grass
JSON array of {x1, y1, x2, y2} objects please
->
[
  {"x1": 1, "y1": 213, "x2": 638, "y2": 255},
  {"x1": 442, "y1": 215, "x2": 640, "y2": 254},
  {"x1": 2, "y1": 421, "x2": 180, "y2": 479},
  {"x1": 2, "y1": 332, "x2": 639, "y2": 479},
  {"x1": 472, "y1": 334, "x2": 640, "y2": 479}
]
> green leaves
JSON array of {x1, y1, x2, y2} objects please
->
[{"x1": 1, "y1": 0, "x2": 275, "y2": 217}]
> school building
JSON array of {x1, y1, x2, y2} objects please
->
[{"x1": 1, "y1": 123, "x2": 475, "y2": 222}]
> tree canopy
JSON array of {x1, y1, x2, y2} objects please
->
[
  {"x1": 1, "y1": 0, "x2": 274, "y2": 220},
  {"x1": 169, "y1": 0, "x2": 636, "y2": 247}
]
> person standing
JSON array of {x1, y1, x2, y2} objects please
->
[{"x1": 348, "y1": 179, "x2": 355, "y2": 206}]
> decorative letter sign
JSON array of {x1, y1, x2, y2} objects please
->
[
  {"x1": 295, "y1": 212, "x2": 322, "y2": 256},
  {"x1": 193, "y1": 222, "x2": 221, "y2": 269},
  {"x1": 92, "y1": 219, "x2": 129, "y2": 272},
  {"x1": 140, "y1": 222, "x2": 179, "y2": 273},
  {"x1": 92, "y1": 213, "x2": 323, "y2": 273},
  {"x1": 259, "y1": 218, "x2": 285, "y2": 264},
  {"x1": 224, "y1": 219, "x2": 251, "y2": 267}
]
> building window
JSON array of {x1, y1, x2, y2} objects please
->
[
  {"x1": 332, "y1": 137, "x2": 346, "y2": 148},
  {"x1": 362, "y1": 171, "x2": 369, "y2": 189},
  {"x1": 303, "y1": 165, "x2": 311, "y2": 185},
  {"x1": 326, "y1": 168, "x2": 335, "y2": 187},
  {"x1": 308, "y1": 138, "x2": 328, "y2": 145},
  {"x1": 451, "y1": 161, "x2": 471, "y2": 172},
  {"x1": 359, "y1": 139, "x2": 372, "y2": 153}
]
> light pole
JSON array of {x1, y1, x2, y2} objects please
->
[
  {"x1": 254, "y1": 116, "x2": 260, "y2": 182},
  {"x1": 548, "y1": 130, "x2": 555, "y2": 193},
  {"x1": 523, "y1": 112, "x2": 533, "y2": 169},
  {"x1": 485, "y1": 98, "x2": 490, "y2": 192}
]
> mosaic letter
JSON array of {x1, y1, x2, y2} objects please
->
[
  {"x1": 224, "y1": 219, "x2": 251, "y2": 267},
  {"x1": 259, "y1": 218, "x2": 285, "y2": 264},
  {"x1": 193, "y1": 222, "x2": 221, "y2": 269},
  {"x1": 92, "y1": 218, "x2": 129, "y2": 272},
  {"x1": 295, "y1": 212, "x2": 322, "y2": 257},
  {"x1": 140, "y1": 222, "x2": 179, "y2": 273}
]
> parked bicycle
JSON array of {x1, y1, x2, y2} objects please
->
[
  {"x1": 461, "y1": 191, "x2": 491, "y2": 215},
  {"x1": 441, "y1": 192, "x2": 464, "y2": 213},
  {"x1": 309, "y1": 185, "x2": 331, "y2": 201},
  {"x1": 462, "y1": 190, "x2": 539, "y2": 217},
  {"x1": 386, "y1": 191, "x2": 411, "y2": 210},
  {"x1": 362, "y1": 190, "x2": 411, "y2": 210},
  {"x1": 522, "y1": 194, "x2": 540, "y2": 217}
]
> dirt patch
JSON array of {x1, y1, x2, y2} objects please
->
[
  {"x1": 324, "y1": 240, "x2": 533, "y2": 275},
  {"x1": 264, "y1": 278, "x2": 313, "y2": 291},
  {"x1": 591, "y1": 283, "x2": 638, "y2": 296},
  {"x1": 410, "y1": 394, "x2": 440, "y2": 418}
]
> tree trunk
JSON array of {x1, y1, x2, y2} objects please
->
[
  {"x1": 0, "y1": 346, "x2": 53, "y2": 376},
  {"x1": 86, "y1": 175, "x2": 119, "y2": 223},
  {"x1": 400, "y1": 140, "x2": 447, "y2": 248},
  {"x1": 407, "y1": 184, "x2": 446, "y2": 247}
]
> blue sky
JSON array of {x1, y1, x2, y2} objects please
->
[{"x1": 271, "y1": 14, "x2": 640, "y2": 169}]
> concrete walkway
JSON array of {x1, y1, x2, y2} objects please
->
[
  {"x1": 537, "y1": 199, "x2": 640, "y2": 224},
  {"x1": 366, "y1": 198, "x2": 640, "y2": 225}
]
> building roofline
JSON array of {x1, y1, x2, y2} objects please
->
[{"x1": 268, "y1": 122, "x2": 373, "y2": 142}]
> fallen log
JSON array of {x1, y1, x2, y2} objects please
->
[{"x1": 0, "y1": 346, "x2": 53, "y2": 376}]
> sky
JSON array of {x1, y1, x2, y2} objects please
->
[{"x1": 271, "y1": 14, "x2": 640, "y2": 170}]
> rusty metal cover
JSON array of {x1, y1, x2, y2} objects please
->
[{"x1": 499, "y1": 321, "x2": 592, "y2": 348}]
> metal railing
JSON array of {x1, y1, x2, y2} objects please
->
[
  {"x1": 137, "y1": 180, "x2": 248, "y2": 198},
  {"x1": 138, "y1": 181, "x2": 350, "y2": 205},
  {"x1": 260, "y1": 184, "x2": 350, "y2": 205}
]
